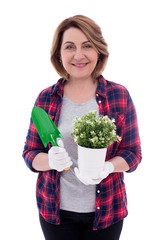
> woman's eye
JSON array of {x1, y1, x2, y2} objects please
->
[
  {"x1": 65, "y1": 45, "x2": 74, "y2": 50},
  {"x1": 84, "y1": 45, "x2": 92, "y2": 49},
  {"x1": 64, "y1": 44, "x2": 92, "y2": 50}
]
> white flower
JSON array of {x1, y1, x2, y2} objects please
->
[
  {"x1": 111, "y1": 118, "x2": 115, "y2": 123},
  {"x1": 72, "y1": 110, "x2": 120, "y2": 148},
  {"x1": 90, "y1": 136, "x2": 98, "y2": 143},
  {"x1": 111, "y1": 130, "x2": 116, "y2": 136},
  {"x1": 90, "y1": 110, "x2": 97, "y2": 114},
  {"x1": 118, "y1": 136, "x2": 122, "y2": 141},
  {"x1": 98, "y1": 131, "x2": 103, "y2": 137},
  {"x1": 90, "y1": 131, "x2": 95, "y2": 136}
]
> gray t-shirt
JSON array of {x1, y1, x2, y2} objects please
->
[{"x1": 58, "y1": 94, "x2": 99, "y2": 213}]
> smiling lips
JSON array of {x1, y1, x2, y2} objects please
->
[{"x1": 72, "y1": 63, "x2": 88, "y2": 68}]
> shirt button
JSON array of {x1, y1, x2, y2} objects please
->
[
  {"x1": 96, "y1": 94, "x2": 99, "y2": 96},
  {"x1": 97, "y1": 190, "x2": 100, "y2": 193},
  {"x1": 97, "y1": 206, "x2": 100, "y2": 210},
  {"x1": 98, "y1": 100, "x2": 101, "y2": 103}
]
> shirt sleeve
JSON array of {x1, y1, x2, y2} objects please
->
[
  {"x1": 22, "y1": 92, "x2": 46, "y2": 172},
  {"x1": 116, "y1": 91, "x2": 142, "y2": 172}
]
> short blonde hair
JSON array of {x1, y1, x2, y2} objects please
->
[{"x1": 50, "y1": 15, "x2": 109, "y2": 80}]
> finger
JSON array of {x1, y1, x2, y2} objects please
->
[
  {"x1": 63, "y1": 160, "x2": 73, "y2": 169},
  {"x1": 88, "y1": 178, "x2": 102, "y2": 184},
  {"x1": 56, "y1": 139, "x2": 64, "y2": 148},
  {"x1": 99, "y1": 170, "x2": 108, "y2": 179},
  {"x1": 74, "y1": 167, "x2": 79, "y2": 176},
  {"x1": 65, "y1": 157, "x2": 72, "y2": 165},
  {"x1": 74, "y1": 169, "x2": 91, "y2": 185},
  {"x1": 50, "y1": 147, "x2": 66, "y2": 154},
  {"x1": 56, "y1": 157, "x2": 71, "y2": 165},
  {"x1": 54, "y1": 152, "x2": 68, "y2": 160},
  {"x1": 56, "y1": 161, "x2": 72, "y2": 172}
]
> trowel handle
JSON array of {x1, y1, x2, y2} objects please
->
[
  {"x1": 50, "y1": 135, "x2": 59, "y2": 147},
  {"x1": 64, "y1": 167, "x2": 70, "y2": 170},
  {"x1": 50, "y1": 135, "x2": 70, "y2": 171}
]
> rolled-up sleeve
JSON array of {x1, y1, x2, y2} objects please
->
[{"x1": 116, "y1": 91, "x2": 142, "y2": 172}]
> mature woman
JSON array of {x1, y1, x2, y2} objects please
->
[{"x1": 23, "y1": 15, "x2": 142, "y2": 240}]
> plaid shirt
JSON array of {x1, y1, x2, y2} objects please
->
[{"x1": 23, "y1": 76, "x2": 142, "y2": 230}]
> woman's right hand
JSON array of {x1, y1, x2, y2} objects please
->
[{"x1": 48, "y1": 140, "x2": 72, "y2": 172}]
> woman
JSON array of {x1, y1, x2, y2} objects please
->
[{"x1": 23, "y1": 15, "x2": 142, "y2": 240}]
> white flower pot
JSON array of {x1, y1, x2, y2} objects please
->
[{"x1": 76, "y1": 145, "x2": 107, "y2": 179}]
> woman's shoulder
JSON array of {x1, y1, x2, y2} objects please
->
[
  {"x1": 107, "y1": 79, "x2": 128, "y2": 94},
  {"x1": 101, "y1": 77, "x2": 133, "y2": 114},
  {"x1": 35, "y1": 78, "x2": 63, "y2": 107},
  {"x1": 38, "y1": 78, "x2": 63, "y2": 97},
  {"x1": 100, "y1": 76, "x2": 129, "y2": 97}
]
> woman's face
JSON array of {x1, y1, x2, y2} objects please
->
[{"x1": 60, "y1": 27, "x2": 98, "y2": 81}]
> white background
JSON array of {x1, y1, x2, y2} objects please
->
[{"x1": 0, "y1": 0, "x2": 160, "y2": 239}]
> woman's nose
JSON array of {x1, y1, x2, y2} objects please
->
[{"x1": 73, "y1": 49, "x2": 85, "y2": 61}]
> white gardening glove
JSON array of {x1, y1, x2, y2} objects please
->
[
  {"x1": 74, "y1": 161, "x2": 114, "y2": 185},
  {"x1": 99, "y1": 161, "x2": 114, "y2": 179},
  {"x1": 48, "y1": 139, "x2": 72, "y2": 172},
  {"x1": 74, "y1": 167, "x2": 96, "y2": 185}
]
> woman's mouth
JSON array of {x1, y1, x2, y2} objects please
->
[{"x1": 72, "y1": 63, "x2": 88, "y2": 68}]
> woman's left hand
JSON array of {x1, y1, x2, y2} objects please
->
[{"x1": 74, "y1": 162, "x2": 114, "y2": 185}]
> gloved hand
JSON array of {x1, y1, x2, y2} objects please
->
[
  {"x1": 48, "y1": 139, "x2": 72, "y2": 172},
  {"x1": 74, "y1": 161, "x2": 114, "y2": 185},
  {"x1": 99, "y1": 161, "x2": 114, "y2": 179}
]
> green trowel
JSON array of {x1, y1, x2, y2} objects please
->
[{"x1": 31, "y1": 106, "x2": 70, "y2": 170}]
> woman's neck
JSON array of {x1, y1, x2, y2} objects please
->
[{"x1": 63, "y1": 77, "x2": 98, "y2": 103}]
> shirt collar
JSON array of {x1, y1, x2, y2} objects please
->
[
  {"x1": 51, "y1": 75, "x2": 108, "y2": 98},
  {"x1": 51, "y1": 78, "x2": 65, "y2": 97},
  {"x1": 96, "y1": 75, "x2": 108, "y2": 98}
]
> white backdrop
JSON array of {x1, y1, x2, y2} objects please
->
[{"x1": 0, "y1": 0, "x2": 160, "y2": 239}]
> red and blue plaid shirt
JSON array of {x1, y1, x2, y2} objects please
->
[{"x1": 23, "y1": 76, "x2": 142, "y2": 230}]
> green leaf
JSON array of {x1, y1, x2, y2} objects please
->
[{"x1": 72, "y1": 111, "x2": 120, "y2": 148}]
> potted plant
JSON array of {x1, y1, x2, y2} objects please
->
[{"x1": 72, "y1": 110, "x2": 121, "y2": 180}]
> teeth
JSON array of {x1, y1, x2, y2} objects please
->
[{"x1": 74, "y1": 64, "x2": 87, "y2": 66}]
